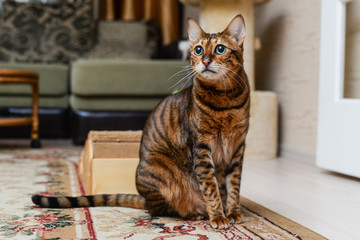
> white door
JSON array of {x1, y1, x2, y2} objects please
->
[{"x1": 317, "y1": 0, "x2": 360, "y2": 178}]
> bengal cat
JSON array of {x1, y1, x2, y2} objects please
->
[{"x1": 32, "y1": 14, "x2": 250, "y2": 230}]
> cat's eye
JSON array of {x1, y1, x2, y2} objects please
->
[
  {"x1": 194, "y1": 46, "x2": 204, "y2": 56},
  {"x1": 215, "y1": 45, "x2": 227, "y2": 55}
]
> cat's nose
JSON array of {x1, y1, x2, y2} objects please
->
[{"x1": 203, "y1": 59, "x2": 211, "y2": 67}]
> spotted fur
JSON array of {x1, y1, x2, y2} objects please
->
[{"x1": 31, "y1": 15, "x2": 250, "y2": 230}]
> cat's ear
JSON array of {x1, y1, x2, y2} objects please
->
[
  {"x1": 223, "y1": 14, "x2": 246, "y2": 46},
  {"x1": 187, "y1": 18, "x2": 205, "y2": 43}
]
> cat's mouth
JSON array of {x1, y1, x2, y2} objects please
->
[{"x1": 202, "y1": 69, "x2": 216, "y2": 74}]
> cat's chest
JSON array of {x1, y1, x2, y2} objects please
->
[
  {"x1": 210, "y1": 132, "x2": 239, "y2": 165},
  {"x1": 209, "y1": 115, "x2": 248, "y2": 164},
  {"x1": 195, "y1": 109, "x2": 249, "y2": 164}
]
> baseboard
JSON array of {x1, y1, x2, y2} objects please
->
[{"x1": 280, "y1": 144, "x2": 316, "y2": 163}]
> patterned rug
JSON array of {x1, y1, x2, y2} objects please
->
[{"x1": 0, "y1": 148, "x2": 326, "y2": 240}]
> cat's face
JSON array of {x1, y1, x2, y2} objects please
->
[{"x1": 187, "y1": 15, "x2": 246, "y2": 88}]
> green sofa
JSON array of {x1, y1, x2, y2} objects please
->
[
  {"x1": 71, "y1": 59, "x2": 187, "y2": 111},
  {"x1": 70, "y1": 59, "x2": 188, "y2": 144},
  {"x1": 0, "y1": 1, "x2": 187, "y2": 143},
  {"x1": 0, "y1": 58, "x2": 188, "y2": 142},
  {"x1": 0, "y1": 63, "x2": 68, "y2": 109}
]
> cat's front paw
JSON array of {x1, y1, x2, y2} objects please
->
[
  {"x1": 210, "y1": 216, "x2": 230, "y2": 229},
  {"x1": 226, "y1": 212, "x2": 244, "y2": 224}
]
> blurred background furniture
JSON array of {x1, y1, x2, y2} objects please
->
[
  {"x1": 0, "y1": 69, "x2": 41, "y2": 148},
  {"x1": 0, "y1": 63, "x2": 70, "y2": 138},
  {"x1": 0, "y1": 0, "x2": 92, "y2": 139},
  {"x1": 0, "y1": 1, "x2": 186, "y2": 144}
]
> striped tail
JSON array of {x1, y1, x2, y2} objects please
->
[{"x1": 31, "y1": 194, "x2": 147, "y2": 209}]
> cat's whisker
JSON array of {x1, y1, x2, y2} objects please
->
[
  {"x1": 172, "y1": 65, "x2": 192, "y2": 71},
  {"x1": 229, "y1": 63, "x2": 248, "y2": 88},
  {"x1": 213, "y1": 64, "x2": 238, "y2": 86},
  {"x1": 170, "y1": 70, "x2": 196, "y2": 93},
  {"x1": 216, "y1": 65, "x2": 248, "y2": 92},
  {"x1": 220, "y1": 69, "x2": 235, "y2": 96},
  {"x1": 213, "y1": 64, "x2": 228, "y2": 89},
  {"x1": 218, "y1": 69, "x2": 234, "y2": 96},
  {"x1": 218, "y1": 67, "x2": 240, "y2": 85},
  {"x1": 167, "y1": 71, "x2": 192, "y2": 84},
  {"x1": 233, "y1": 62, "x2": 244, "y2": 68},
  {"x1": 168, "y1": 69, "x2": 196, "y2": 90},
  {"x1": 182, "y1": 68, "x2": 198, "y2": 85},
  {"x1": 167, "y1": 66, "x2": 193, "y2": 82},
  {"x1": 225, "y1": 70, "x2": 245, "y2": 92},
  {"x1": 182, "y1": 72, "x2": 196, "y2": 90},
  {"x1": 176, "y1": 71, "x2": 196, "y2": 88}
]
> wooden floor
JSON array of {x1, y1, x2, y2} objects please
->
[
  {"x1": 242, "y1": 155, "x2": 360, "y2": 240},
  {"x1": 1, "y1": 139, "x2": 359, "y2": 239}
]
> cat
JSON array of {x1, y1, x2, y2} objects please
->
[{"x1": 32, "y1": 14, "x2": 250, "y2": 230}]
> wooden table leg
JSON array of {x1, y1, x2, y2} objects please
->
[
  {"x1": 30, "y1": 80, "x2": 41, "y2": 148},
  {"x1": 0, "y1": 69, "x2": 41, "y2": 148}
]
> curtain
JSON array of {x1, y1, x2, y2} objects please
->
[{"x1": 99, "y1": 0, "x2": 179, "y2": 45}]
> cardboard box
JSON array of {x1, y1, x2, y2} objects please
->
[{"x1": 78, "y1": 131, "x2": 142, "y2": 195}]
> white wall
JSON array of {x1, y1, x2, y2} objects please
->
[{"x1": 255, "y1": 0, "x2": 321, "y2": 154}]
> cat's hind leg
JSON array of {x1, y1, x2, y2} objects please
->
[
  {"x1": 136, "y1": 156, "x2": 206, "y2": 219},
  {"x1": 158, "y1": 173, "x2": 207, "y2": 220}
]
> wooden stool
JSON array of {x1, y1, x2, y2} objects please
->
[{"x1": 0, "y1": 69, "x2": 41, "y2": 148}]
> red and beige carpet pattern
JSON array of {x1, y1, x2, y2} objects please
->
[{"x1": 0, "y1": 148, "x2": 326, "y2": 239}]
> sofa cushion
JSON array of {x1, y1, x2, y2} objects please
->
[
  {"x1": 0, "y1": 62, "x2": 68, "y2": 96},
  {"x1": 71, "y1": 59, "x2": 189, "y2": 97},
  {"x1": 0, "y1": 95, "x2": 68, "y2": 108},
  {"x1": 0, "y1": 1, "x2": 95, "y2": 64},
  {"x1": 98, "y1": 21, "x2": 150, "y2": 44},
  {"x1": 86, "y1": 41, "x2": 153, "y2": 60},
  {"x1": 85, "y1": 20, "x2": 159, "y2": 60},
  {"x1": 70, "y1": 95, "x2": 163, "y2": 111}
]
